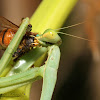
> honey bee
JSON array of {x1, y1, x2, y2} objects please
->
[{"x1": 0, "y1": 16, "x2": 39, "y2": 59}]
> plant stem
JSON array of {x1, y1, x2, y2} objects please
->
[{"x1": 30, "y1": 0, "x2": 78, "y2": 33}]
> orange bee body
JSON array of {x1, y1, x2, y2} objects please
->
[{"x1": 0, "y1": 29, "x2": 16, "y2": 48}]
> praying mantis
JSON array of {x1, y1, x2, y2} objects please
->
[
  {"x1": 0, "y1": 17, "x2": 91, "y2": 100},
  {"x1": 0, "y1": 17, "x2": 61, "y2": 100}
]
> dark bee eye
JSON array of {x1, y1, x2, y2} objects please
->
[
  {"x1": 26, "y1": 24, "x2": 32, "y2": 32},
  {"x1": 28, "y1": 24, "x2": 32, "y2": 28}
]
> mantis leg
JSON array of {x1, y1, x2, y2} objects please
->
[{"x1": 40, "y1": 45, "x2": 60, "y2": 100}]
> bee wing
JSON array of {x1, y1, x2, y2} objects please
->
[{"x1": 0, "y1": 16, "x2": 19, "y2": 31}]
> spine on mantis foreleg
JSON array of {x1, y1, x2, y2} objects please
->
[{"x1": 40, "y1": 45, "x2": 60, "y2": 100}]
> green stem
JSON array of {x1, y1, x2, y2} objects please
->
[{"x1": 30, "y1": 0, "x2": 78, "y2": 33}]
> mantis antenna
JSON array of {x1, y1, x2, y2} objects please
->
[
  {"x1": 53, "y1": 21, "x2": 97, "y2": 43},
  {"x1": 55, "y1": 21, "x2": 85, "y2": 30},
  {"x1": 57, "y1": 32, "x2": 98, "y2": 43}
]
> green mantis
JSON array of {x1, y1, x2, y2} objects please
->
[{"x1": 0, "y1": 17, "x2": 61, "y2": 100}]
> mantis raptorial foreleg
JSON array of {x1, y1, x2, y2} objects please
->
[
  {"x1": 40, "y1": 45, "x2": 60, "y2": 100},
  {"x1": 0, "y1": 17, "x2": 30, "y2": 75}
]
